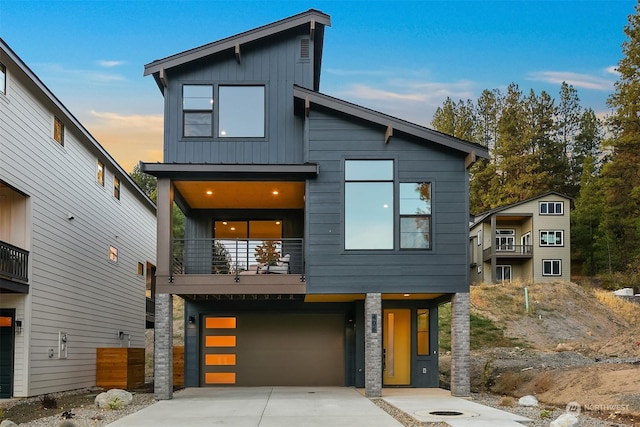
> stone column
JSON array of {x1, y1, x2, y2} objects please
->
[
  {"x1": 450, "y1": 292, "x2": 470, "y2": 396},
  {"x1": 365, "y1": 293, "x2": 382, "y2": 397},
  {"x1": 154, "y1": 293, "x2": 173, "y2": 400}
]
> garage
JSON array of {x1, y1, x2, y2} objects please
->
[{"x1": 202, "y1": 312, "x2": 345, "y2": 386}]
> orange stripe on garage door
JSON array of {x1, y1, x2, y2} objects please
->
[
  {"x1": 205, "y1": 354, "x2": 236, "y2": 366},
  {"x1": 205, "y1": 317, "x2": 236, "y2": 329},
  {"x1": 205, "y1": 335, "x2": 236, "y2": 347},
  {"x1": 205, "y1": 372, "x2": 236, "y2": 385}
]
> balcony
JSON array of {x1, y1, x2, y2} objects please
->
[
  {"x1": 159, "y1": 238, "x2": 306, "y2": 294},
  {"x1": 483, "y1": 245, "x2": 532, "y2": 262},
  {"x1": 0, "y1": 240, "x2": 29, "y2": 283}
]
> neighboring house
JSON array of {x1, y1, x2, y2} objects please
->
[
  {"x1": 0, "y1": 39, "x2": 156, "y2": 398},
  {"x1": 469, "y1": 192, "x2": 571, "y2": 284},
  {"x1": 141, "y1": 10, "x2": 489, "y2": 399}
]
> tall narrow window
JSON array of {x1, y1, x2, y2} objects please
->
[
  {"x1": 417, "y1": 309, "x2": 429, "y2": 355},
  {"x1": 400, "y1": 183, "x2": 431, "y2": 249},
  {"x1": 345, "y1": 160, "x2": 393, "y2": 250},
  {"x1": 53, "y1": 117, "x2": 64, "y2": 145},
  {"x1": 183, "y1": 85, "x2": 213, "y2": 137},
  {"x1": 113, "y1": 177, "x2": 120, "y2": 200},
  {"x1": 109, "y1": 246, "x2": 118, "y2": 263},
  {"x1": 97, "y1": 160, "x2": 105, "y2": 186},
  {"x1": 218, "y1": 86, "x2": 265, "y2": 137},
  {"x1": 0, "y1": 62, "x2": 6, "y2": 95}
]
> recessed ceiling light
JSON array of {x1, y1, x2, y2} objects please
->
[
  {"x1": 272, "y1": 190, "x2": 279, "y2": 195},
  {"x1": 222, "y1": 221, "x2": 228, "y2": 225},
  {"x1": 230, "y1": 227, "x2": 236, "y2": 231},
  {"x1": 403, "y1": 294, "x2": 411, "y2": 297},
  {"x1": 206, "y1": 190, "x2": 213, "y2": 195},
  {"x1": 276, "y1": 221, "x2": 281, "y2": 225}
]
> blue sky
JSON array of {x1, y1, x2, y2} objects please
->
[{"x1": 0, "y1": 0, "x2": 635, "y2": 171}]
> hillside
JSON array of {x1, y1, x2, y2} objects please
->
[{"x1": 440, "y1": 281, "x2": 640, "y2": 424}]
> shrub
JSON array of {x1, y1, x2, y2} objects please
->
[
  {"x1": 498, "y1": 396, "x2": 516, "y2": 407},
  {"x1": 40, "y1": 394, "x2": 57, "y2": 409}
]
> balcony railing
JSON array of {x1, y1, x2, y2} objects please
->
[
  {"x1": 0, "y1": 240, "x2": 29, "y2": 282},
  {"x1": 483, "y1": 245, "x2": 532, "y2": 261},
  {"x1": 171, "y1": 238, "x2": 304, "y2": 278}
]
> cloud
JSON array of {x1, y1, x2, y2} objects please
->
[
  {"x1": 527, "y1": 71, "x2": 614, "y2": 90},
  {"x1": 97, "y1": 60, "x2": 125, "y2": 68},
  {"x1": 605, "y1": 65, "x2": 620, "y2": 76},
  {"x1": 324, "y1": 68, "x2": 398, "y2": 77},
  {"x1": 85, "y1": 111, "x2": 163, "y2": 172},
  {"x1": 35, "y1": 62, "x2": 125, "y2": 84}
]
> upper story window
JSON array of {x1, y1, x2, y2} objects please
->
[
  {"x1": 113, "y1": 177, "x2": 121, "y2": 200},
  {"x1": 399, "y1": 183, "x2": 431, "y2": 249},
  {"x1": 345, "y1": 160, "x2": 393, "y2": 250},
  {"x1": 183, "y1": 85, "x2": 213, "y2": 137},
  {"x1": 539, "y1": 201, "x2": 563, "y2": 215},
  {"x1": 97, "y1": 160, "x2": 105, "y2": 186},
  {"x1": 540, "y1": 230, "x2": 563, "y2": 246},
  {"x1": 53, "y1": 117, "x2": 64, "y2": 145},
  {"x1": 542, "y1": 259, "x2": 562, "y2": 276},
  {"x1": 0, "y1": 62, "x2": 6, "y2": 95},
  {"x1": 218, "y1": 86, "x2": 265, "y2": 138},
  {"x1": 109, "y1": 246, "x2": 118, "y2": 263},
  {"x1": 495, "y1": 229, "x2": 515, "y2": 251}
]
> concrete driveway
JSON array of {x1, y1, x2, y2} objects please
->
[{"x1": 105, "y1": 387, "x2": 531, "y2": 427}]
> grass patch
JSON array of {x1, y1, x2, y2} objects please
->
[
  {"x1": 439, "y1": 303, "x2": 525, "y2": 352},
  {"x1": 594, "y1": 289, "x2": 640, "y2": 325}
]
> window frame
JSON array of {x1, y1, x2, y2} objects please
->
[
  {"x1": 182, "y1": 84, "x2": 214, "y2": 138},
  {"x1": 113, "y1": 177, "x2": 121, "y2": 200},
  {"x1": 539, "y1": 230, "x2": 564, "y2": 247},
  {"x1": 97, "y1": 160, "x2": 105, "y2": 186},
  {"x1": 399, "y1": 182, "x2": 432, "y2": 250},
  {"x1": 539, "y1": 201, "x2": 564, "y2": 215},
  {"x1": 53, "y1": 116, "x2": 64, "y2": 146},
  {"x1": 0, "y1": 61, "x2": 6, "y2": 95},
  {"x1": 217, "y1": 85, "x2": 266, "y2": 138},
  {"x1": 542, "y1": 259, "x2": 562, "y2": 276},
  {"x1": 495, "y1": 229, "x2": 515, "y2": 252},
  {"x1": 344, "y1": 159, "x2": 394, "y2": 251},
  {"x1": 416, "y1": 309, "x2": 429, "y2": 356},
  {"x1": 477, "y1": 230, "x2": 482, "y2": 246},
  {"x1": 496, "y1": 264, "x2": 512, "y2": 282}
]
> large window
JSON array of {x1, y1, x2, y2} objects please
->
[
  {"x1": 495, "y1": 229, "x2": 515, "y2": 251},
  {"x1": 496, "y1": 265, "x2": 512, "y2": 282},
  {"x1": 345, "y1": 160, "x2": 393, "y2": 250},
  {"x1": 218, "y1": 86, "x2": 265, "y2": 138},
  {"x1": 0, "y1": 62, "x2": 6, "y2": 95},
  {"x1": 183, "y1": 85, "x2": 213, "y2": 137},
  {"x1": 540, "y1": 230, "x2": 563, "y2": 246},
  {"x1": 542, "y1": 259, "x2": 561, "y2": 276},
  {"x1": 399, "y1": 183, "x2": 431, "y2": 249},
  {"x1": 539, "y1": 201, "x2": 563, "y2": 215}
]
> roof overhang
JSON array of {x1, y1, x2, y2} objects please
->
[
  {"x1": 140, "y1": 162, "x2": 319, "y2": 181},
  {"x1": 293, "y1": 85, "x2": 490, "y2": 163}
]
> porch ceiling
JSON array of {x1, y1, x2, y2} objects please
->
[{"x1": 174, "y1": 181, "x2": 305, "y2": 209}]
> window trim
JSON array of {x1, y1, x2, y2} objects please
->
[
  {"x1": 53, "y1": 116, "x2": 64, "y2": 146},
  {"x1": 542, "y1": 259, "x2": 562, "y2": 276},
  {"x1": 539, "y1": 230, "x2": 564, "y2": 247},
  {"x1": 539, "y1": 201, "x2": 564, "y2": 215},
  {"x1": 0, "y1": 61, "x2": 6, "y2": 95},
  {"x1": 113, "y1": 177, "x2": 121, "y2": 200},
  {"x1": 496, "y1": 264, "x2": 512, "y2": 282}
]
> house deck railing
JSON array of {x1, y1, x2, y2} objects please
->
[
  {"x1": 0, "y1": 240, "x2": 29, "y2": 282},
  {"x1": 483, "y1": 245, "x2": 533, "y2": 260},
  {"x1": 171, "y1": 238, "x2": 304, "y2": 277}
]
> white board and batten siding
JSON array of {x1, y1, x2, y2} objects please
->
[{"x1": 0, "y1": 44, "x2": 156, "y2": 396}]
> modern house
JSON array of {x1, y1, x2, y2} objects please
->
[
  {"x1": 141, "y1": 10, "x2": 489, "y2": 399},
  {"x1": 0, "y1": 39, "x2": 156, "y2": 398},
  {"x1": 469, "y1": 192, "x2": 572, "y2": 284}
]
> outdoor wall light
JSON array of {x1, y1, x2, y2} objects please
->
[
  {"x1": 15, "y1": 320, "x2": 22, "y2": 333},
  {"x1": 66, "y1": 213, "x2": 75, "y2": 220},
  {"x1": 188, "y1": 316, "x2": 196, "y2": 325}
]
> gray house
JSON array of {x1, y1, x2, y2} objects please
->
[
  {"x1": 0, "y1": 39, "x2": 156, "y2": 398},
  {"x1": 142, "y1": 10, "x2": 489, "y2": 398}
]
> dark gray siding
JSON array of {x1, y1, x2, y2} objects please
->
[
  {"x1": 306, "y1": 110, "x2": 470, "y2": 294},
  {"x1": 164, "y1": 31, "x2": 312, "y2": 165}
]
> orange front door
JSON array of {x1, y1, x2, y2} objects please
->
[{"x1": 383, "y1": 309, "x2": 411, "y2": 385}]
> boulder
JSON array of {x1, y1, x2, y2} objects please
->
[
  {"x1": 555, "y1": 343, "x2": 573, "y2": 352},
  {"x1": 95, "y1": 388, "x2": 133, "y2": 409},
  {"x1": 550, "y1": 413, "x2": 579, "y2": 427},
  {"x1": 518, "y1": 395, "x2": 539, "y2": 407},
  {"x1": 0, "y1": 420, "x2": 19, "y2": 427}
]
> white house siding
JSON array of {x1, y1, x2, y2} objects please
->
[
  {"x1": 0, "y1": 45, "x2": 156, "y2": 396},
  {"x1": 0, "y1": 294, "x2": 28, "y2": 396}
]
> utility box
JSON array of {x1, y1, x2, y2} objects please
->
[{"x1": 96, "y1": 348, "x2": 145, "y2": 389}]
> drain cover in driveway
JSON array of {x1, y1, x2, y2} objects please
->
[{"x1": 415, "y1": 409, "x2": 480, "y2": 419}]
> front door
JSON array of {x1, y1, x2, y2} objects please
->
[
  {"x1": 0, "y1": 309, "x2": 15, "y2": 398},
  {"x1": 383, "y1": 309, "x2": 411, "y2": 385}
]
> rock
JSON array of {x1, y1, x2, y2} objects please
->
[
  {"x1": 518, "y1": 395, "x2": 538, "y2": 407},
  {"x1": 555, "y1": 343, "x2": 573, "y2": 352},
  {"x1": 95, "y1": 388, "x2": 133, "y2": 409},
  {"x1": 0, "y1": 420, "x2": 18, "y2": 427},
  {"x1": 549, "y1": 413, "x2": 579, "y2": 427}
]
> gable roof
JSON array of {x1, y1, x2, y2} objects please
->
[
  {"x1": 293, "y1": 85, "x2": 490, "y2": 161},
  {"x1": 471, "y1": 191, "x2": 572, "y2": 226},
  {"x1": 0, "y1": 38, "x2": 156, "y2": 213},
  {"x1": 144, "y1": 9, "x2": 331, "y2": 93}
]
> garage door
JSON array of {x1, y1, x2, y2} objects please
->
[{"x1": 202, "y1": 313, "x2": 345, "y2": 386}]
